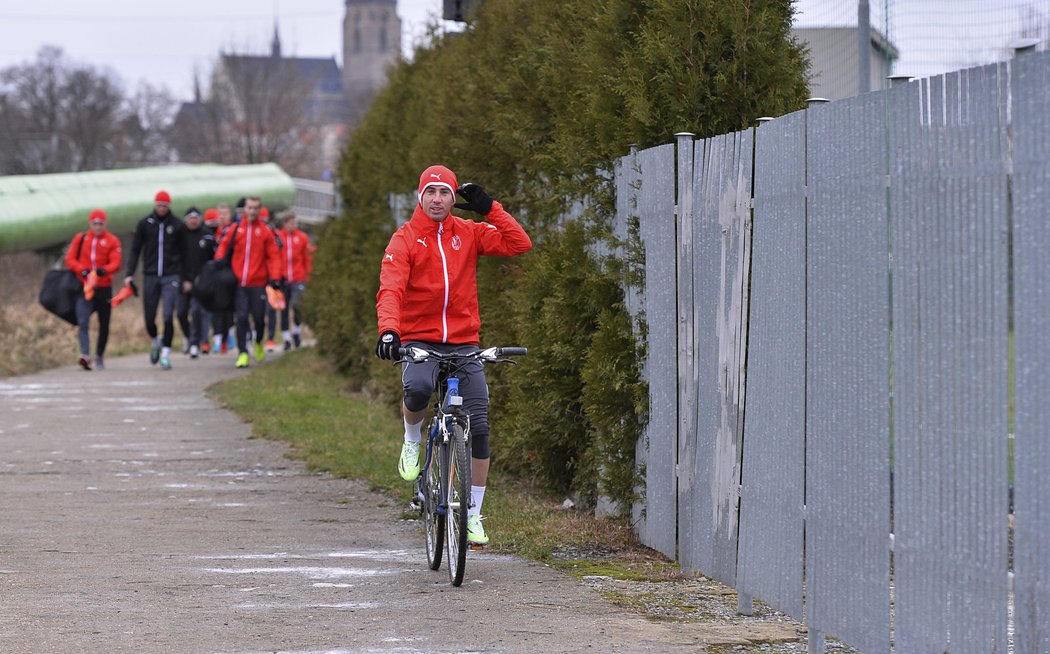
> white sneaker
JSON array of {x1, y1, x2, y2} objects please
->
[{"x1": 189, "y1": 344, "x2": 199, "y2": 359}]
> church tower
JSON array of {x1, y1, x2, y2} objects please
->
[{"x1": 343, "y1": 0, "x2": 401, "y2": 124}]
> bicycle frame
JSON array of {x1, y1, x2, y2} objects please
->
[{"x1": 419, "y1": 374, "x2": 471, "y2": 517}]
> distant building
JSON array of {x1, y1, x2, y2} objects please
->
[
  {"x1": 443, "y1": 0, "x2": 480, "y2": 21},
  {"x1": 344, "y1": 0, "x2": 402, "y2": 124},
  {"x1": 792, "y1": 27, "x2": 899, "y2": 101},
  {"x1": 174, "y1": 0, "x2": 401, "y2": 178}
]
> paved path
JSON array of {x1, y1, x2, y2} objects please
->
[{"x1": 0, "y1": 350, "x2": 713, "y2": 653}]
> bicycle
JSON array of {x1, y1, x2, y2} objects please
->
[{"x1": 397, "y1": 344, "x2": 527, "y2": 586}]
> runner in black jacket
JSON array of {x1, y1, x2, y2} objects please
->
[
  {"x1": 177, "y1": 207, "x2": 217, "y2": 358},
  {"x1": 123, "y1": 190, "x2": 190, "y2": 370}
]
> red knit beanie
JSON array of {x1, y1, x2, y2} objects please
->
[
  {"x1": 89, "y1": 208, "x2": 107, "y2": 223},
  {"x1": 417, "y1": 165, "x2": 458, "y2": 205},
  {"x1": 155, "y1": 190, "x2": 171, "y2": 205}
]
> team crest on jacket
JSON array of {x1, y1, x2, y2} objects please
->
[
  {"x1": 451, "y1": 235, "x2": 462, "y2": 251},
  {"x1": 166, "y1": 225, "x2": 174, "y2": 235}
]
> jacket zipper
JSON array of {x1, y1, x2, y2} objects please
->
[
  {"x1": 241, "y1": 224, "x2": 252, "y2": 286},
  {"x1": 157, "y1": 220, "x2": 164, "y2": 277},
  {"x1": 286, "y1": 232, "x2": 294, "y2": 281},
  {"x1": 437, "y1": 222, "x2": 449, "y2": 343}
]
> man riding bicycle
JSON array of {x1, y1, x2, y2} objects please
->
[{"x1": 375, "y1": 164, "x2": 532, "y2": 546}]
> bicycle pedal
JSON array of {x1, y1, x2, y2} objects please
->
[{"x1": 469, "y1": 543, "x2": 485, "y2": 551}]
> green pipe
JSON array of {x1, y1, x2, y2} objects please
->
[{"x1": 0, "y1": 163, "x2": 296, "y2": 253}]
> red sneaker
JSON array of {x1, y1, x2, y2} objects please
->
[
  {"x1": 220, "y1": 341, "x2": 228, "y2": 354},
  {"x1": 201, "y1": 341, "x2": 211, "y2": 354}
]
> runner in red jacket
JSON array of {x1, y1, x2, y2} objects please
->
[
  {"x1": 214, "y1": 196, "x2": 282, "y2": 368},
  {"x1": 375, "y1": 164, "x2": 532, "y2": 547},
  {"x1": 65, "y1": 209, "x2": 122, "y2": 370},
  {"x1": 277, "y1": 211, "x2": 313, "y2": 350}
]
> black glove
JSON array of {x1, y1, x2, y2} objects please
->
[
  {"x1": 269, "y1": 279, "x2": 282, "y2": 289},
  {"x1": 95, "y1": 268, "x2": 108, "y2": 276},
  {"x1": 454, "y1": 183, "x2": 493, "y2": 216},
  {"x1": 375, "y1": 331, "x2": 400, "y2": 360}
]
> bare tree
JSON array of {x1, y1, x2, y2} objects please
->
[
  {"x1": 119, "y1": 82, "x2": 178, "y2": 166},
  {"x1": 0, "y1": 47, "x2": 128, "y2": 174},
  {"x1": 0, "y1": 46, "x2": 177, "y2": 175}
]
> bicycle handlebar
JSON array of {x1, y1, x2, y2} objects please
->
[{"x1": 396, "y1": 345, "x2": 527, "y2": 363}]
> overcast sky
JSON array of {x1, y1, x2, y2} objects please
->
[
  {"x1": 0, "y1": 0, "x2": 454, "y2": 100},
  {"x1": 0, "y1": 1, "x2": 1046, "y2": 101}
]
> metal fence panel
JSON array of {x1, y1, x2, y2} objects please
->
[
  {"x1": 676, "y1": 136, "x2": 700, "y2": 566},
  {"x1": 614, "y1": 150, "x2": 642, "y2": 321},
  {"x1": 678, "y1": 130, "x2": 753, "y2": 585},
  {"x1": 1011, "y1": 50, "x2": 1050, "y2": 653},
  {"x1": 805, "y1": 92, "x2": 891, "y2": 652},
  {"x1": 737, "y1": 110, "x2": 807, "y2": 620},
  {"x1": 889, "y1": 66, "x2": 1009, "y2": 653},
  {"x1": 633, "y1": 143, "x2": 678, "y2": 558}
]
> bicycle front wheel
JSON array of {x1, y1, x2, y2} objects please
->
[
  {"x1": 445, "y1": 422, "x2": 471, "y2": 586},
  {"x1": 423, "y1": 438, "x2": 445, "y2": 571}
]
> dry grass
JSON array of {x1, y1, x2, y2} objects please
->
[{"x1": 0, "y1": 251, "x2": 147, "y2": 377}]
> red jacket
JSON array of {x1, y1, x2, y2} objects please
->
[
  {"x1": 214, "y1": 219, "x2": 281, "y2": 287},
  {"x1": 278, "y1": 227, "x2": 314, "y2": 283},
  {"x1": 377, "y1": 200, "x2": 532, "y2": 345},
  {"x1": 65, "y1": 230, "x2": 122, "y2": 288}
]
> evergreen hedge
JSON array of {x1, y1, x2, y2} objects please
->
[{"x1": 307, "y1": 0, "x2": 808, "y2": 516}]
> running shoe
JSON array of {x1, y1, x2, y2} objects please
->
[
  {"x1": 159, "y1": 356, "x2": 172, "y2": 370},
  {"x1": 283, "y1": 339, "x2": 292, "y2": 352},
  {"x1": 201, "y1": 341, "x2": 211, "y2": 354},
  {"x1": 189, "y1": 344, "x2": 199, "y2": 359},
  {"x1": 467, "y1": 515, "x2": 489, "y2": 546},
  {"x1": 150, "y1": 343, "x2": 160, "y2": 365},
  {"x1": 398, "y1": 441, "x2": 421, "y2": 481},
  {"x1": 78, "y1": 356, "x2": 92, "y2": 371},
  {"x1": 254, "y1": 342, "x2": 266, "y2": 362},
  {"x1": 94, "y1": 355, "x2": 104, "y2": 370},
  {"x1": 265, "y1": 339, "x2": 276, "y2": 352},
  {"x1": 236, "y1": 352, "x2": 250, "y2": 368},
  {"x1": 293, "y1": 333, "x2": 301, "y2": 348}
]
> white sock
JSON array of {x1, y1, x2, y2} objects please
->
[
  {"x1": 161, "y1": 346, "x2": 171, "y2": 358},
  {"x1": 404, "y1": 417, "x2": 423, "y2": 444},
  {"x1": 469, "y1": 485, "x2": 486, "y2": 518},
  {"x1": 292, "y1": 326, "x2": 301, "y2": 336},
  {"x1": 283, "y1": 330, "x2": 292, "y2": 343}
]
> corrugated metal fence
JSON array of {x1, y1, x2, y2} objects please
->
[{"x1": 618, "y1": 50, "x2": 1050, "y2": 652}]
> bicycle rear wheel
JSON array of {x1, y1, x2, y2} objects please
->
[
  {"x1": 445, "y1": 422, "x2": 471, "y2": 586},
  {"x1": 423, "y1": 436, "x2": 445, "y2": 571}
]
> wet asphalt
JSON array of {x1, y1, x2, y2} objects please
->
[{"x1": 0, "y1": 348, "x2": 711, "y2": 653}]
